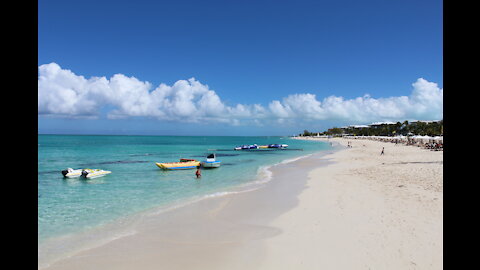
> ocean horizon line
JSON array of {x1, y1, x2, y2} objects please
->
[{"x1": 38, "y1": 133, "x2": 293, "y2": 137}]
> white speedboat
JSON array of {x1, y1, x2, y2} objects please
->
[
  {"x1": 81, "y1": 169, "x2": 112, "y2": 179},
  {"x1": 201, "y1": 153, "x2": 221, "y2": 168},
  {"x1": 61, "y1": 168, "x2": 83, "y2": 178}
]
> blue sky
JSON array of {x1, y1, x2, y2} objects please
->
[{"x1": 38, "y1": 0, "x2": 443, "y2": 136}]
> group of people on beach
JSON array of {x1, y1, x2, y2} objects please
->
[
  {"x1": 404, "y1": 139, "x2": 443, "y2": 151},
  {"x1": 424, "y1": 142, "x2": 443, "y2": 151},
  {"x1": 344, "y1": 136, "x2": 443, "y2": 151}
]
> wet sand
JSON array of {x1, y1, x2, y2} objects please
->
[{"x1": 43, "y1": 150, "x2": 336, "y2": 270}]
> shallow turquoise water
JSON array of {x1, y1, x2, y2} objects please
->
[{"x1": 38, "y1": 135, "x2": 330, "y2": 243}]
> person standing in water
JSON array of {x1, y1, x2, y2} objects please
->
[{"x1": 195, "y1": 166, "x2": 202, "y2": 178}]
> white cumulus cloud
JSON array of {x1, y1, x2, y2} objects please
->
[{"x1": 38, "y1": 63, "x2": 443, "y2": 125}]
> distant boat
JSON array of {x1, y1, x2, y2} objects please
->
[
  {"x1": 156, "y1": 159, "x2": 200, "y2": 170},
  {"x1": 61, "y1": 168, "x2": 83, "y2": 178},
  {"x1": 268, "y1": 144, "x2": 289, "y2": 148},
  {"x1": 234, "y1": 143, "x2": 288, "y2": 150},
  {"x1": 81, "y1": 169, "x2": 111, "y2": 179},
  {"x1": 234, "y1": 144, "x2": 258, "y2": 150},
  {"x1": 201, "y1": 153, "x2": 221, "y2": 168}
]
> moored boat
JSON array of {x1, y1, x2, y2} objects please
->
[
  {"x1": 234, "y1": 144, "x2": 257, "y2": 150},
  {"x1": 155, "y1": 159, "x2": 201, "y2": 170},
  {"x1": 61, "y1": 168, "x2": 83, "y2": 178},
  {"x1": 201, "y1": 153, "x2": 221, "y2": 168},
  {"x1": 268, "y1": 144, "x2": 289, "y2": 148},
  {"x1": 81, "y1": 169, "x2": 112, "y2": 179},
  {"x1": 235, "y1": 143, "x2": 288, "y2": 150}
]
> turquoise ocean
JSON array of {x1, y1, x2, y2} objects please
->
[{"x1": 38, "y1": 135, "x2": 330, "y2": 264}]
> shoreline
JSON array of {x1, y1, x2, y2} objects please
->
[
  {"x1": 41, "y1": 137, "x2": 442, "y2": 269},
  {"x1": 40, "y1": 144, "x2": 335, "y2": 270}
]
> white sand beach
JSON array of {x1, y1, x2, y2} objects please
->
[
  {"x1": 43, "y1": 137, "x2": 442, "y2": 270},
  {"x1": 259, "y1": 137, "x2": 443, "y2": 269}
]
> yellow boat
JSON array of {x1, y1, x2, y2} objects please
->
[{"x1": 155, "y1": 159, "x2": 200, "y2": 170}]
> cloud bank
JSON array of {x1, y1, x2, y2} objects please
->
[{"x1": 38, "y1": 63, "x2": 443, "y2": 125}]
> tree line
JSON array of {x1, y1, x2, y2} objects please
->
[{"x1": 301, "y1": 120, "x2": 443, "y2": 137}]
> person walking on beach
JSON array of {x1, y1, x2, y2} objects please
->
[
  {"x1": 195, "y1": 166, "x2": 202, "y2": 178},
  {"x1": 380, "y1": 147, "x2": 384, "y2": 155}
]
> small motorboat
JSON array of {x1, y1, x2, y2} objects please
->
[
  {"x1": 81, "y1": 169, "x2": 112, "y2": 179},
  {"x1": 156, "y1": 159, "x2": 200, "y2": 170},
  {"x1": 201, "y1": 153, "x2": 221, "y2": 168},
  {"x1": 235, "y1": 143, "x2": 285, "y2": 150},
  {"x1": 268, "y1": 144, "x2": 289, "y2": 149},
  {"x1": 61, "y1": 168, "x2": 83, "y2": 178},
  {"x1": 233, "y1": 144, "x2": 254, "y2": 150}
]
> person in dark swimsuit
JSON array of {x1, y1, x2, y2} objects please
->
[{"x1": 195, "y1": 166, "x2": 202, "y2": 178}]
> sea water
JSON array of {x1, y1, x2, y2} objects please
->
[{"x1": 38, "y1": 135, "x2": 330, "y2": 265}]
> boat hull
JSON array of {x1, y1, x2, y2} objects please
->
[
  {"x1": 63, "y1": 171, "x2": 82, "y2": 178},
  {"x1": 201, "y1": 161, "x2": 221, "y2": 168},
  {"x1": 81, "y1": 169, "x2": 111, "y2": 179},
  {"x1": 64, "y1": 172, "x2": 82, "y2": 178},
  {"x1": 62, "y1": 169, "x2": 82, "y2": 178}
]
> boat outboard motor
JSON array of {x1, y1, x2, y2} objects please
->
[{"x1": 61, "y1": 168, "x2": 72, "y2": 177}]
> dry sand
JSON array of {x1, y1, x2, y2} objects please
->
[
  {"x1": 42, "y1": 137, "x2": 442, "y2": 270},
  {"x1": 258, "y1": 137, "x2": 443, "y2": 269}
]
